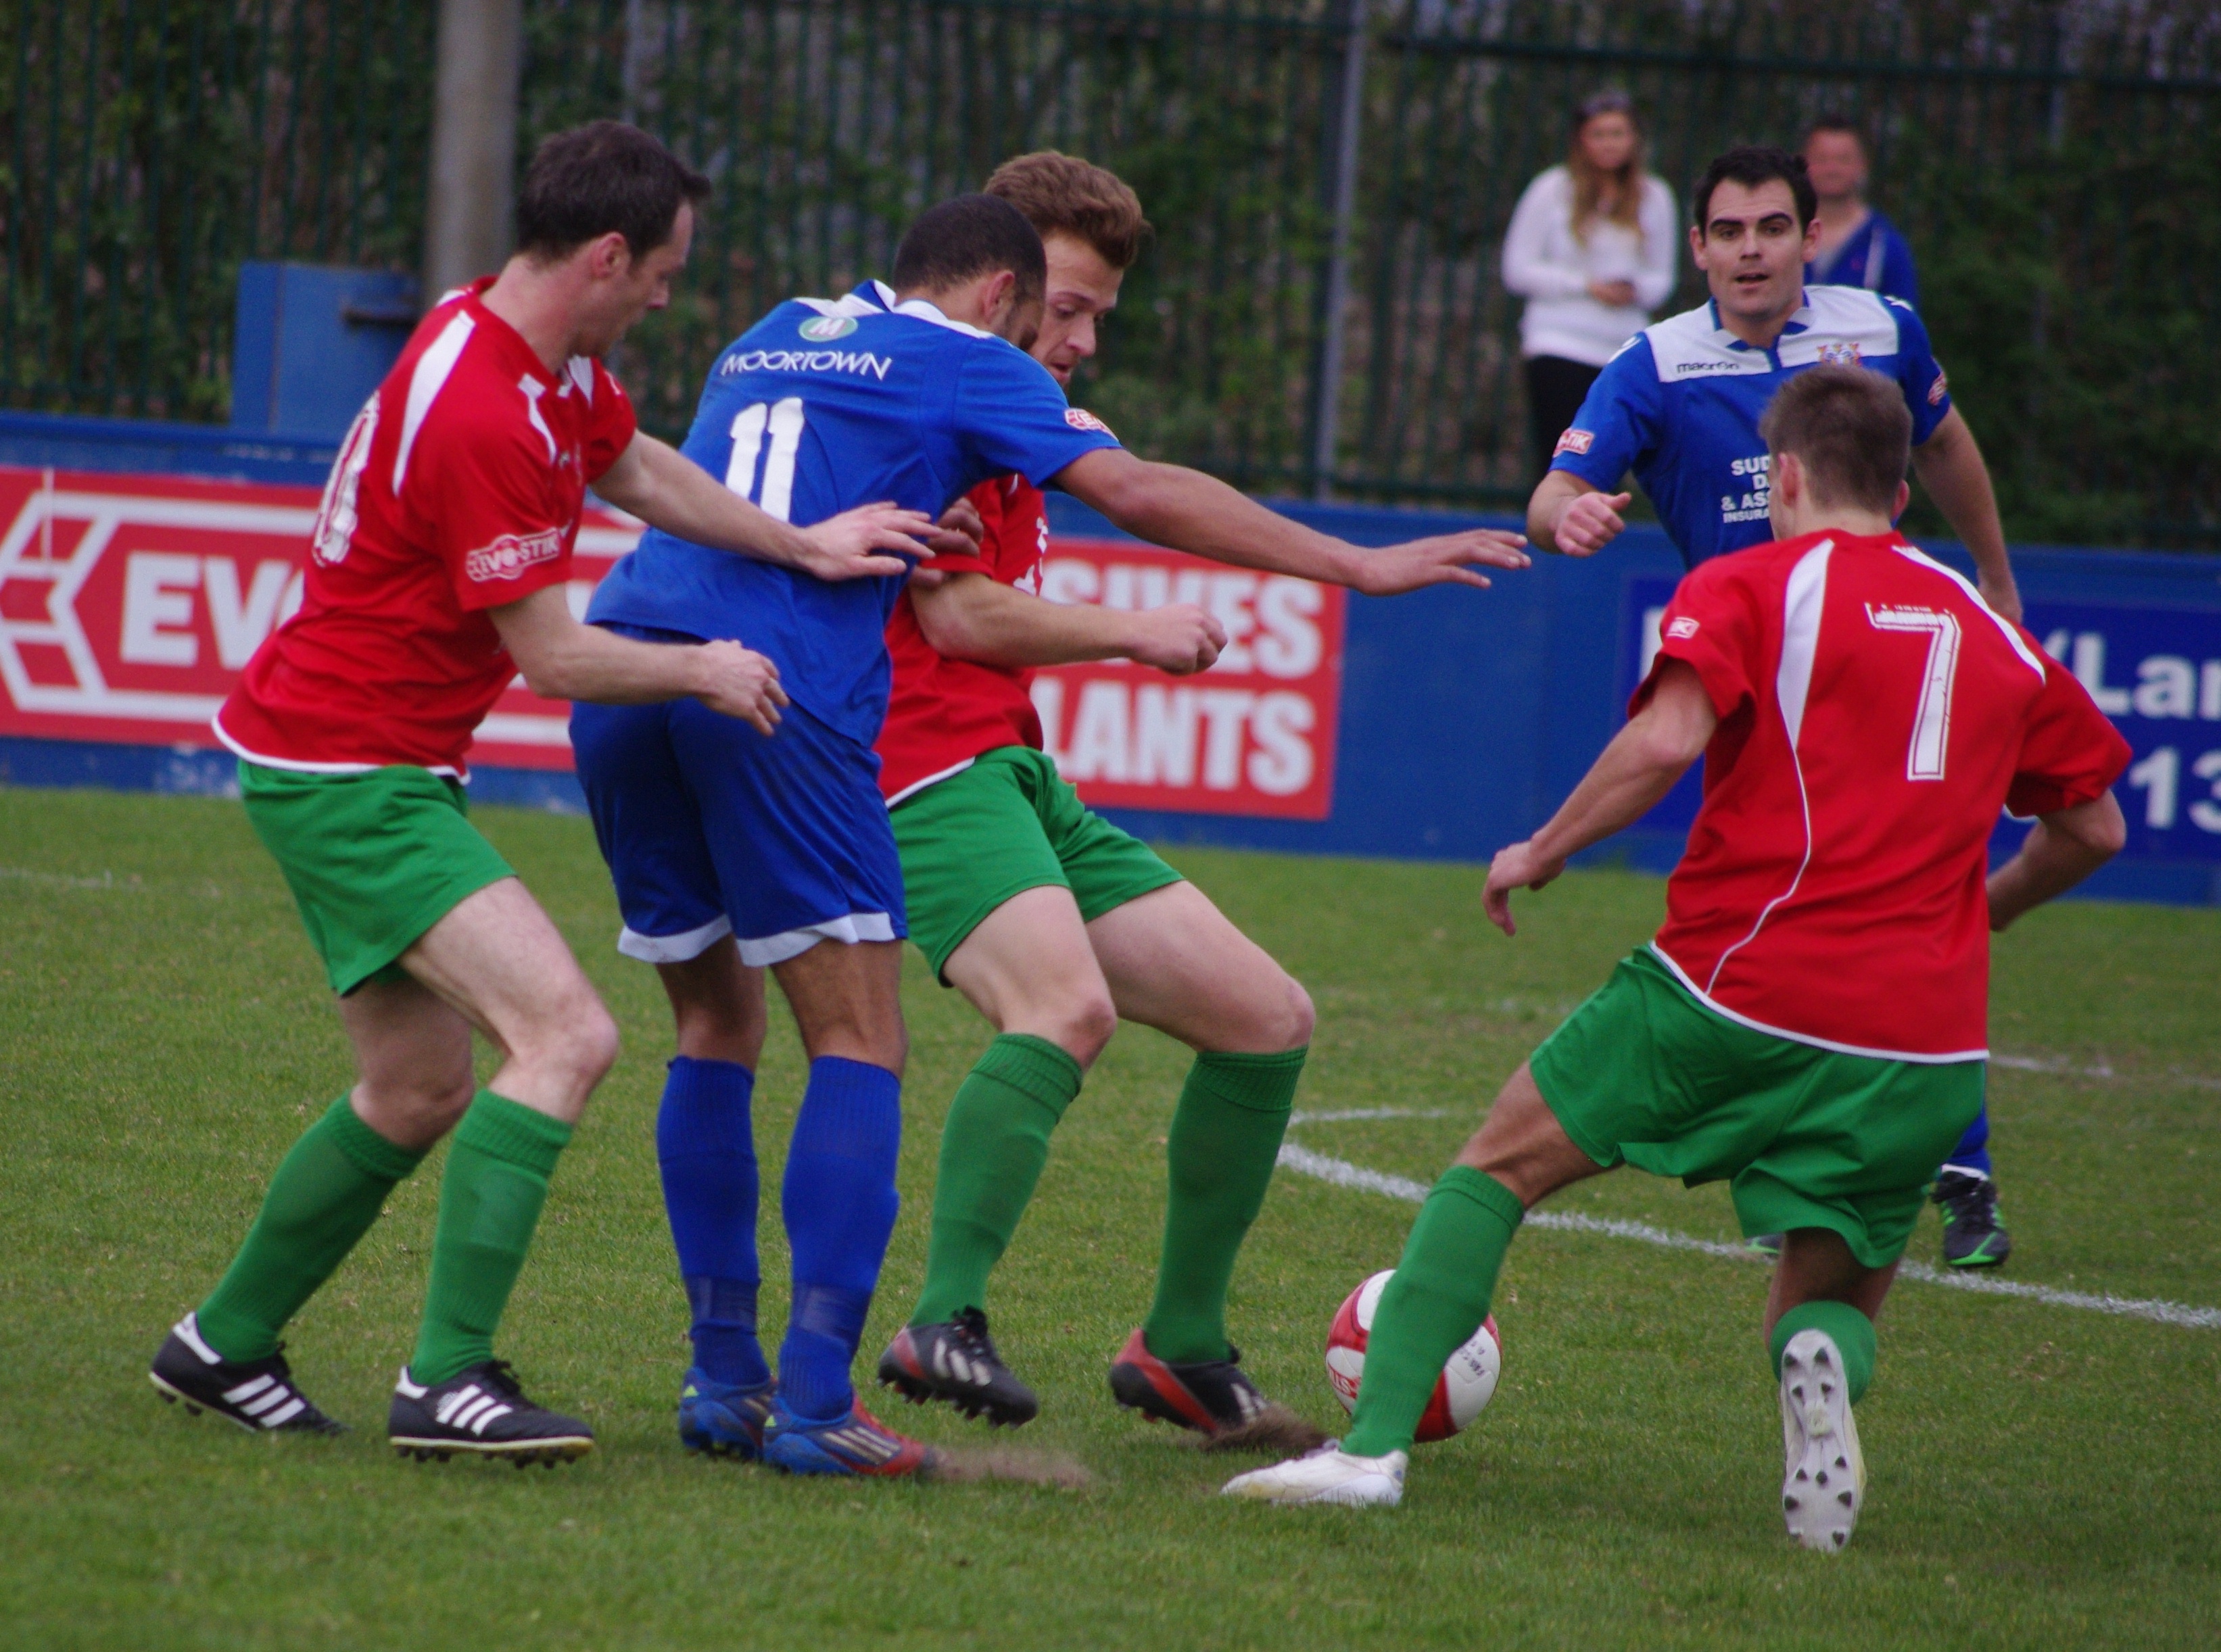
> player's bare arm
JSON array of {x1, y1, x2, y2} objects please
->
[
  {"x1": 593, "y1": 432, "x2": 940, "y2": 581},
  {"x1": 911, "y1": 569, "x2": 1224, "y2": 675},
  {"x1": 1054, "y1": 447, "x2": 1530, "y2": 596},
  {"x1": 1483, "y1": 658, "x2": 1717, "y2": 935},
  {"x1": 1986, "y1": 790, "x2": 2128, "y2": 930},
  {"x1": 489, "y1": 584, "x2": 789, "y2": 733},
  {"x1": 1909, "y1": 406, "x2": 2022, "y2": 622},
  {"x1": 1527, "y1": 468, "x2": 1633, "y2": 556}
]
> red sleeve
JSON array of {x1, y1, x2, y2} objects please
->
[
  {"x1": 580, "y1": 360, "x2": 639, "y2": 483},
  {"x1": 930, "y1": 477, "x2": 1005, "y2": 580},
  {"x1": 2005, "y1": 648, "x2": 2133, "y2": 817},
  {"x1": 412, "y1": 408, "x2": 575, "y2": 613},
  {"x1": 1628, "y1": 560, "x2": 1761, "y2": 722}
]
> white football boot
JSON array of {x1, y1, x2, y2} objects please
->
[
  {"x1": 1778, "y1": 1328, "x2": 1865, "y2": 1553},
  {"x1": 1221, "y1": 1441, "x2": 1406, "y2": 1507}
]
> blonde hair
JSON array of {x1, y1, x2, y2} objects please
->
[{"x1": 1567, "y1": 95, "x2": 1646, "y2": 245}]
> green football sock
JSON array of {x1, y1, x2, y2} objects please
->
[
  {"x1": 1769, "y1": 1298, "x2": 1877, "y2": 1405},
  {"x1": 911, "y1": 1034, "x2": 1083, "y2": 1326},
  {"x1": 195, "y1": 1095, "x2": 428, "y2": 1362},
  {"x1": 1141, "y1": 1046, "x2": 1306, "y2": 1365},
  {"x1": 408, "y1": 1090, "x2": 572, "y2": 1385},
  {"x1": 1343, "y1": 1166, "x2": 1523, "y2": 1458}
]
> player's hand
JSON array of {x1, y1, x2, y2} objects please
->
[
  {"x1": 691, "y1": 639, "x2": 789, "y2": 735},
  {"x1": 907, "y1": 498, "x2": 988, "y2": 591},
  {"x1": 1482, "y1": 838, "x2": 1566, "y2": 936},
  {"x1": 1587, "y1": 278, "x2": 1638, "y2": 308},
  {"x1": 1552, "y1": 491, "x2": 1631, "y2": 558},
  {"x1": 1347, "y1": 529, "x2": 1530, "y2": 596},
  {"x1": 1126, "y1": 603, "x2": 1227, "y2": 675},
  {"x1": 1978, "y1": 566, "x2": 2024, "y2": 625},
  {"x1": 795, "y1": 503, "x2": 940, "y2": 582}
]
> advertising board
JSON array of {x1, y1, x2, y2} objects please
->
[{"x1": 0, "y1": 468, "x2": 1347, "y2": 819}]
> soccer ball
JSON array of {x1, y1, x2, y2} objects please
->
[{"x1": 1324, "y1": 1269, "x2": 1501, "y2": 1443}]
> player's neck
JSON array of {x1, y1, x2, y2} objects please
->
[
  {"x1": 1777, "y1": 507, "x2": 1896, "y2": 540},
  {"x1": 479, "y1": 258, "x2": 589, "y2": 374},
  {"x1": 1815, "y1": 196, "x2": 1869, "y2": 235},
  {"x1": 1715, "y1": 294, "x2": 1801, "y2": 351}
]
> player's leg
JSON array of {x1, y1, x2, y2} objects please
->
[
  {"x1": 151, "y1": 761, "x2": 516, "y2": 1438},
  {"x1": 876, "y1": 752, "x2": 1108, "y2": 1422},
  {"x1": 757, "y1": 936, "x2": 936, "y2": 1476},
  {"x1": 1933, "y1": 1094, "x2": 2012, "y2": 1267},
  {"x1": 1084, "y1": 879, "x2": 1321, "y2": 1436},
  {"x1": 384, "y1": 875, "x2": 618, "y2": 1461},
  {"x1": 152, "y1": 973, "x2": 470, "y2": 1434},
  {"x1": 1224, "y1": 1060, "x2": 1606, "y2": 1504},
  {"x1": 652, "y1": 940, "x2": 776, "y2": 1456},
  {"x1": 1733, "y1": 1053, "x2": 1982, "y2": 1551},
  {"x1": 572, "y1": 691, "x2": 781, "y2": 1455}
]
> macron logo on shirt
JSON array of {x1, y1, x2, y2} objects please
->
[{"x1": 464, "y1": 527, "x2": 565, "y2": 585}]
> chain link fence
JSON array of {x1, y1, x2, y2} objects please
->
[{"x1": 4, "y1": 1, "x2": 2218, "y2": 544}]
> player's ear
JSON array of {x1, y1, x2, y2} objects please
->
[
  {"x1": 586, "y1": 230, "x2": 633, "y2": 281},
  {"x1": 1891, "y1": 478, "x2": 1911, "y2": 523}
]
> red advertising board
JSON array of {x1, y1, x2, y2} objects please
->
[
  {"x1": 0, "y1": 466, "x2": 1344, "y2": 817},
  {"x1": 1028, "y1": 540, "x2": 1345, "y2": 819},
  {"x1": 0, "y1": 466, "x2": 634, "y2": 772}
]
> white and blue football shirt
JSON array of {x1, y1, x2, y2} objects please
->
[
  {"x1": 1549, "y1": 285, "x2": 1953, "y2": 566},
  {"x1": 589, "y1": 281, "x2": 1120, "y2": 743}
]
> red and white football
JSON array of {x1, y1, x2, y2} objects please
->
[{"x1": 1324, "y1": 1269, "x2": 1502, "y2": 1443}]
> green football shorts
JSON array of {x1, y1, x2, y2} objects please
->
[
  {"x1": 890, "y1": 745, "x2": 1184, "y2": 981},
  {"x1": 238, "y1": 760, "x2": 515, "y2": 996},
  {"x1": 1529, "y1": 948, "x2": 1985, "y2": 1268}
]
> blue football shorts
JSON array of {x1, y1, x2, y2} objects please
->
[{"x1": 570, "y1": 627, "x2": 907, "y2": 969}]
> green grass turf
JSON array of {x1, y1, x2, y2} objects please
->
[{"x1": 1, "y1": 785, "x2": 2216, "y2": 1651}]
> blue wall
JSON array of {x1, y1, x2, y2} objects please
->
[{"x1": 3, "y1": 410, "x2": 2216, "y2": 905}]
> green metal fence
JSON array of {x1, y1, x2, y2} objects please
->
[{"x1": 5, "y1": 1, "x2": 2218, "y2": 545}]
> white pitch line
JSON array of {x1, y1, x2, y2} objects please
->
[
  {"x1": 1288, "y1": 1108, "x2": 1457, "y2": 1125},
  {"x1": 1993, "y1": 1052, "x2": 2221, "y2": 1092},
  {"x1": 1276, "y1": 1141, "x2": 2221, "y2": 1331}
]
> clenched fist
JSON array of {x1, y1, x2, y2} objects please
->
[{"x1": 1125, "y1": 602, "x2": 1228, "y2": 675}]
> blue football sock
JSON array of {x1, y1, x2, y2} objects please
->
[
  {"x1": 778, "y1": 1055, "x2": 903, "y2": 1422},
  {"x1": 1945, "y1": 1098, "x2": 1992, "y2": 1177},
  {"x1": 656, "y1": 1056, "x2": 769, "y2": 1388}
]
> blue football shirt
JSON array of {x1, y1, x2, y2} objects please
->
[
  {"x1": 589, "y1": 281, "x2": 1120, "y2": 743},
  {"x1": 1806, "y1": 210, "x2": 1919, "y2": 308},
  {"x1": 1548, "y1": 285, "x2": 1952, "y2": 567}
]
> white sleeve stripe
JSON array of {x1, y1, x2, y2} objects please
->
[{"x1": 392, "y1": 311, "x2": 477, "y2": 495}]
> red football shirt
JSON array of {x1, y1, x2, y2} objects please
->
[
  {"x1": 1637, "y1": 529, "x2": 2129, "y2": 1061},
  {"x1": 876, "y1": 472, "x2": 1051, "y2": 802},
  {"x1": 216, "y1": 278, "x2": 637, "y2": 777}
]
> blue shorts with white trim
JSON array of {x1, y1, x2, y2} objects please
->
[{"x1": 570, "y1": 629, "x2": 905, "y2": 969}]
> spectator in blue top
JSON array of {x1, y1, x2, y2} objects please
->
[{"x1": 1802, "y1": 116, "x2": 1919, "y2": 305}]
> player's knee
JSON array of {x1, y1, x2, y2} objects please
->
[
  {"x1": 546, "y1": 997, "x2": 620, "y2": 1090},
  {"x1": 1055, "y1": 990, "x2": 1119, "y2": 1067},
  {"x1": 1274, "y1": 973, "x2": 1317, "y2": 1049}
]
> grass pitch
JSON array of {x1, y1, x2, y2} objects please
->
[{"x1": 2, "y1": 785, "x2": 2216, "y2": 1651}]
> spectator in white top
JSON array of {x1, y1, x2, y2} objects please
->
[{"x1": 1501, "y1": 91, "x2": 1679, "y2": 478}]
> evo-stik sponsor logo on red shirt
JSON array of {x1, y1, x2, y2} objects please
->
[{"x1": 464, "y1": 527, "x2": 565, "y2": 585}]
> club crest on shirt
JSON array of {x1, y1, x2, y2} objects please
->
[
  {"x1": 1554, "y1": 427, "x2": 1594, "y2": 456},
  {"x1": 798, "y1": 314, "x2": 858, "y2": 341},
  {"x1": 464, "y1": 527, "x2": 565, "y2": 585},
  {"x1": 1065, "y1": 408, "x2": 1115, "y2": 436},
  {"x1": 1817, "y1": 341, "x2": 1863, "y2": 367}
]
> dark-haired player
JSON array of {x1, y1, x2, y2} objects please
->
[
  {"x1": 1226, "y1": 366, "x2": 2129, "y2": 1549},
  {"x1": 151, "y1": 122, "x2": 936, "y2": 1463},
  {"x1": 1526, "y1": 145, "x2": 2026, "y2": 1265},
  {"x1": 585, "y1": 191, "x2": 1529, "y2": 1478}
]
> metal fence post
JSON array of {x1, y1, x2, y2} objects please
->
[
  {"x1": 1308, "y1": 0, "x2": 1368, "y2": 502},
  {"x1": 423, "y1": 0, "x2": 525, "y2": 306}
]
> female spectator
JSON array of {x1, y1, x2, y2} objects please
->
[{"x1": 1501, "y1": 91, "x2": 1679, "y2": 477}]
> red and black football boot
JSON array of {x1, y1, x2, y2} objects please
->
[{"x1": 1106, "y1": 1326, "x2": 1278, "y2": 1435}]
